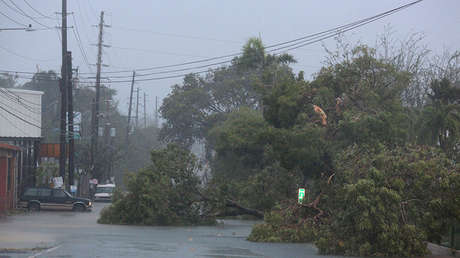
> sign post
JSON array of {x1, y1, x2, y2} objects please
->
[{"x1": 298, "y1": 188, "x2": 305, "y2": 204}]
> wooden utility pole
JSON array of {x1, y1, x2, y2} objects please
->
[
  {"x1": 143, "y1": 92, "x2": 147, "y2": 128},
  {"x1": 59, "y1": 0, "x2": 68, "y2": 181},
  {"x1": 91, "y1": 11, "x2": 105, "y2": 178},
  {"x1": 126, "y1": 71, "x2": 135, "y2": 144},
  {"x1": 67, "y1": 51, "x2": 74, "y2": 191},
  {"x1": 135, "y1": 87, "x2": 139, "y2": 129}
]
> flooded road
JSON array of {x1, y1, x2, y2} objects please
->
[{"x1": 0, "y1": 203, "x2": 327, "y2": 257}]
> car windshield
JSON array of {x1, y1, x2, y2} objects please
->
[
  {"x1": 63, "y1": 190, "x2": 72, "y2": 197},
  {"x1": 96, "y1": 187, "x2": 114, "y2": 193}
]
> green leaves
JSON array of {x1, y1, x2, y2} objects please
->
[{"x1": 98, "y1": 144, "x2": 215, "y2": 226}]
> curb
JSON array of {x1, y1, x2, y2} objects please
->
[{"x1": 427, "y1": 242, "x2": 460, "y2": 257}]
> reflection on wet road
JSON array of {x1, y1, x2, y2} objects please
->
[{"x1": 0, "y1": 203, "x2": 327, "y2": 257}]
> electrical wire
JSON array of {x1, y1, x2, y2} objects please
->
[
  {"x1": 5, "y1": 0, "x2": 53, "y2": 29},
  {"x1": 0, "y1": 90, "x2": 42, "y2": 120},
  {"x1": 81, "y1": 0, "x2": 424, "y2": 75},
  {"x1": 0, "y1": 108, "x2": 33, "y2": 136},
  {"x1": 111, "y1": 46, "x2": 211, "y2": 59},
  {"x1": 0, "y1": 9, "x2": 28, "y2": 26},
  {"x1": 0, "y1": 87, "x2": 41, "y2": 106},
  {"x1": 71, "y1": 13, "x2": 93, "y2": 72},
  {"x1": 75, "y1": 0, "x2": 425, "y2": 82},
  {"x1": 0, "y1": 95, "x2": 41, "y2": 124},
  {"x1": 0, "y1": 102, "x2": 41, "y2": 129},
  {"x1": 0, "y1": 91, "x2": 40, "y2": 115},
  {"x1": 0, "y1": 45, "x2": 57, "y2": 62},
  {"x1": 0, "y1": 0, "x2": 423, "y2": 84},
  {"x1": 55, "y1": 12, "x2": 62, "y2": 43},
  {"x1": 112, "y1": 26, "x2": 241, "y2": 44},
  {"x1": 73, "y1": 28, "x2": 92, "y2": 72},
  {"x1": 23, "y1": 0, "x2": 54, "y2": 19}
]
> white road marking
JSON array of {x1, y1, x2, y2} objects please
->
[{"x1": 27, "y1": 245, "x2": 61, "y2": 258}]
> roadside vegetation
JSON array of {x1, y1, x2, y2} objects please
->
[
  {"x1": 98, "y1": 144, "x2": 215, "y2": 226},
  {"x1": 153, "y1": 32, "x2": 460, "y2": 256}
]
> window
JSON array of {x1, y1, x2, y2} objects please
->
[
  {"x1": 24, "y1": 188, "x2": 38, "y2": 196},
  {"x1": 53, "y1": 189, "x2": 66, "y2": 198},
  {"x1": 96, "y1": 187, "x2": 114, "y2": 193},
  {"x1": 38, "y1": 188, "x2": 52, "y2": 197}
]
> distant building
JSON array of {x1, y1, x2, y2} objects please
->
[{"x1": 0, "y1": 88, "x2": 43, "y2": 210}]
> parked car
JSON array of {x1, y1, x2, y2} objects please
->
[
  {"x1": 94, "y1": 184, "x2": 115, "y2": 202},
  {"x1": 18, "y1": 187, "x2": 92, "y2": 212}
]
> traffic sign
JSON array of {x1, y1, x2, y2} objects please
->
[{"x1": 298, "y1": 188, "x2": 305, "y2": 204}]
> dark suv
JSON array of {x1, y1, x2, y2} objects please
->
[{"x1": 19, "y1": 187, "x2": 92, "y2": 212}]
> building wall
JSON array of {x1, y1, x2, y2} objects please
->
[
  {"x1": 0, "y1": 152, "x2": 16, "y2": 214},
  {"x1": 0, "y1": 88, "x2": 43, "y2": 138}
]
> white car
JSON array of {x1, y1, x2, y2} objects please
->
[{"x1": 94, "y1": 184, "x2": 115, "y2": 202}]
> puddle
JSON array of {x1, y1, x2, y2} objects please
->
[{"x1": 204, "y1": 247, "x2": 262, "y2": 257}]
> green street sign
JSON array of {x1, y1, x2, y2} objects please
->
[{"x1": 298, "y1": 188, "x2": 305, "y2": 204}]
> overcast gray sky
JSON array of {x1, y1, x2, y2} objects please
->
[{"x1": 1, "y1": 0, "x2": 459, "y2": 118}]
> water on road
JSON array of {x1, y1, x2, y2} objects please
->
[{"x1": 0, "y1": 203, "x2": 329, "y2": 257}]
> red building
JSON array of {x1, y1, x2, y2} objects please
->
[{"x1": 0, "y1": 143, "x2": 20, "y2": 214}]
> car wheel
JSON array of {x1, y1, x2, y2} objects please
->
[
  {"x1": 28, "y1": 202, "x2": 40, "y2": 212},
  {"x1": 73, "y1": 204, "x2": 85, "y2": 212}
]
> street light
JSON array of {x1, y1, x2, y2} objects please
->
[{"x1": 0, "y1": 24, "x2": 34, "y2": 32}]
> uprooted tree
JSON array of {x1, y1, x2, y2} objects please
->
[
  {"x1": 246, "y1": 41, "x2": 460, "y2": 256},
  {"x1": 98, "y1": 144, "x2": 265, "y2": 226},
  {"x1": 98, "y1": 144, "x2": 214, "y2": 225},
  {"x1": 249, "y1": 145, "x2": 460, "y2": 256}
]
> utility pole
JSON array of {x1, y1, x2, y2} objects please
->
[
  {"x1": 59, "y1": 0, "x2": 68, "y2": 182},
  {"x1": 91, "y1": 11, "x2": 105, "y2": 178},
  {"x1": 67, "y1": 51, "x2": 74, "y2": 191},
  {"x1": 126, "y1": 71, "x2": 135, "y2": 144},
  {"x1": 135, "y1": 88, "x2": 139, "y2": 129},
  {"x1": 143, "y1": 92, "x2": 147, "y2": 128}
]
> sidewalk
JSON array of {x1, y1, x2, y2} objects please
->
[{"x1": 427, "y1": 242, "x2": 460, "y2": 257}]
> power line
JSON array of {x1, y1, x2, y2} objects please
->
[
  {"x1": 0, "y1": 45, "x2": 57, "y2": 62},
  {"x1": 0, "y1": 108, "x2": 33, "y2": 136},
  {"x1": 111, "y1": 45, "x2": 211, "y2": 59},
  {"x1": 5, "y1": 0, "x2": 53, "y2": 29},
  {"x1": 75, "y1": 1, "x2": 96, "y2": 57},
  {"x1": 83, "y1": 0, "x2": 424, "y2": 75},
  {"x1": 0, "y1": 89, "x2": 39, "y2": 112},
  {"x1": 0, "y1": 87, "x2": 41, "y2": 106},
  {"x1": 0, "y1": 93, "x2": 41, "y2": 123},
  {"x1": 23, "y1": 0, "x2": 54, "y2": 19},
  {"x1": 86, "y1": 59, "x2": 230, "y2": 79},
  {"x1": 0, "y1": 0, "x2": 423, "y2": 83},
  {"x1": 0, "y1": 9, "x2": 28, "y2": 26},
  {"x1": 55, "y1": 12, "x2": 62, "y2": 43},
  {"x1": 77, "y1": 0, "x2": 424, "y2": 82},
  {"x1": 0, "y1": 102, "x2": 41, "y2": 129},
  {"x1": 112, "y1": 26, "x2": 241, "y2": 44},
  {"x1": 71, "y1": 13, "x2": 92, "y2": 72}
]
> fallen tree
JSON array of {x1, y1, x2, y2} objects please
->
[
  {"x1": 249, "y1": 144, "x2": 460, "y2": 257},
  {"x1": 98, "y1": 144, "x2": 265, "y2": 226}
]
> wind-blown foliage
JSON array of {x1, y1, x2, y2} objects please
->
[{"x1": 98, "y1": 144, "x2": 215, "y2": 225}]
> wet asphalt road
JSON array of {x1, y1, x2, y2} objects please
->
[{"x1": 0, "y1": 203, "x2": 329, "y2": 258}]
